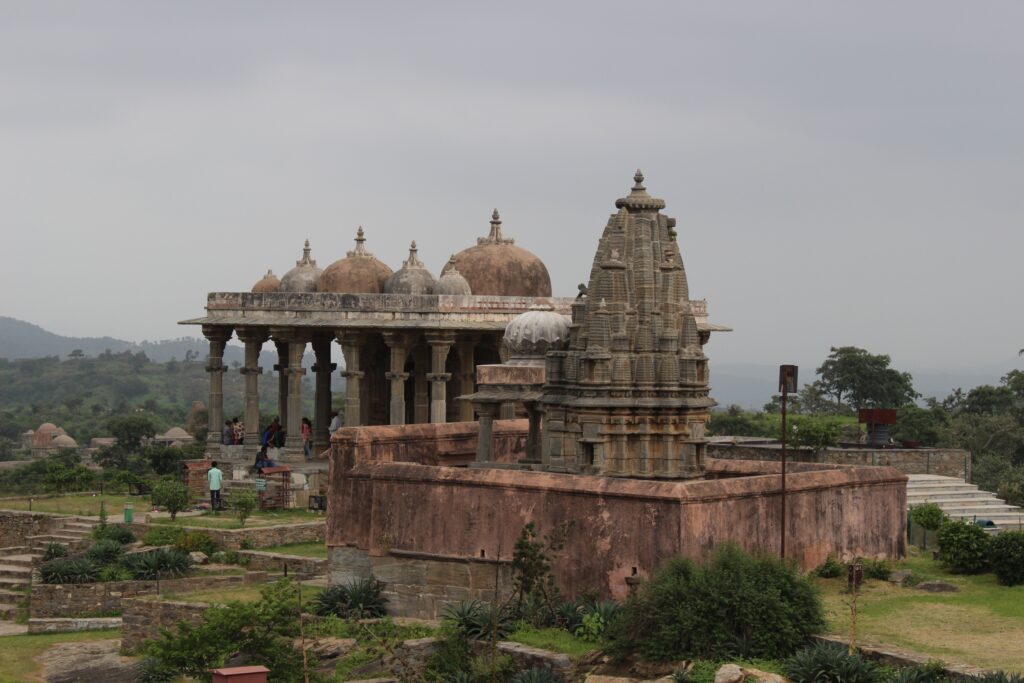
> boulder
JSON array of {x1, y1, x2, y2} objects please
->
[
  {"x1": 916, "y1": 580, "x2": 959, "y2": 593},
  {"x1": 189, "y1": 551, "x2": 209, "y2": 564},
  {"x1": 889, "y1": 569, "x2": 913, "y2": 586},
  {"x1": 714, "y1": 663, "x2": 786, "y2": 683}
]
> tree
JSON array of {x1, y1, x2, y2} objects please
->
[
  {"x1": 152, "y1": 480, "x2": 191, "y2": 521},
  {"x1": 233, "y1": 489, "x2": 258, "y2": 527},
  {"x1": 68, "y1": 349, "x2": 84, "y2": 359},
  {"x1": 813, "y1": 346, "x2": 918, "y2": 410},
  {"x1": 107, "y1": 414, "x2": 156, "y2": 453}
]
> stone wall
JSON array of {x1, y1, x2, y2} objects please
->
[
  {"x1": 0, "y1": 510, "x2": 60, "y2": 547},
  {"x1": 28, "y1": 617, "x2": 122, "y2": 634},
  {"x1": 332, "y1": 420, "x2": 527, "y2": 470},
  {"x1": 129, "y1": 521, "x2": 325, "y2": 550},
  {"x1": 31, "y1": 572, "x2": 266, "y2": 618},
  {"x1": 238, "y1": 550, "x2": 326, "y2": 577},
  {"x1": 121, "y1": 597, "x2": 209, "y2": 654},
  {"x1": 327, "y1": 458, "x2": 907, "y2": 609},
  {"x1": 707, "y1": 443, "x2": 971, "y2": 480}
]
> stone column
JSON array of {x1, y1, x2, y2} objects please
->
[
  {"x1": 336, "y1": 330, "x2": 363, "y2": 428},
  {"x1": 236, "y1": 326, "x2": 268, "y2": 457},
  {"x1": 413, "y1": 346, "x2": 430, "y2": 424},
  {"x1": 474, "y1": 401, "x2": 499, "y2": 463},
  {"x1": 312, "y1": 335, "x2": 336, "y2": 455},
  {"x1": 383, "y1": 332, "x2": 411, "y2": 426},
  {"x1": 286, "y1": 334, "x2": 308, "y2": 451},
  {"x1": 523, "y1": 401, "x2": 543, "y2": 463},
  {"x1": 202, "y1": 325, "x2": 232, "y2": 454},
  {"x1": 273, "y1": 339, "x2": 289, "y2": 427},
  {"x1": 426, "y1": 332, "x2": 455, "y2": 424},
  {"x1": 455, "y1": 335, "x2": 479, "y2": 422}
]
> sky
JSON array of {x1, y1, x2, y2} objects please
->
[{"x1": 2, "y1": 1, "x2": 1022, "y2": 379}]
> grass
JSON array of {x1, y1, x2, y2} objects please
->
[
  {"x1": 149, "y1": 508, "x2": 322, "y2": 529},
  {"x1": 819, "y1": 553, "x2": 1024, "y2": 671},
  {"x1": 257, "y1": 541, "x2": 328, "y2": 558},
  {"x1": 0, "y1": 493, "x2": 150, "y2": 517},
  {"x1": 160, "y1": 582, "x2": 322, "y2": 605},
  {"x1": 0, "y1": 628, "x2": 120, "y2": 683},
  {"x1": 507, "y1": 626, "x2": 599, "y2": 657}
]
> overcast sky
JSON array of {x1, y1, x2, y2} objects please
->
[{"x1": 2, "y1": 1, "x2": 1022, "y2": 377}]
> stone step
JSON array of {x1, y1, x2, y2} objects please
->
[
  {"x1": 2, "y1": 555, "x2": 38, "y2": 569},
  {"x1": 906, "y1": 485, "x2": 980, "y2": 495},
  {"x1": 0, "y1": 589, "x2": 24, "y2": 605},
  {"x1": 26, "y1": 533, "x2": 86, "y2": 544},
  {"x1": 0, "y1": 546, "x2": 30, "y2": 555},
  {"x1": 58, "y1": 522, "x2": 95, "y2": 534},
  {"x1": 0, "y1": 565, "x2": 32, "y2": 581},
  {"x1": 0, "y1": 604, "x2": 19, "y2": 619},
  {"x1": 0, "y1": 576, "x2": 30, "y2": 590}
]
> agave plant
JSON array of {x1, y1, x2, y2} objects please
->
[
  {"x1": 39, "y1": 557, "x2": 100, "y2": 584},
  {"x1": 510, "y1": 668, "x2": 562, "y2": 683},
  {"x1": 783, "y1": 642, "x2": 881, "y2": 683},
  {"x1": 442, "y1": 600, "x2": 515, "y2": 640},
  {"x1": 85, "y1": 539, "x2": 125, "y2": 566},
  {"x1": 121, "y1": 549, "x2": 192, "y2": 580},
  {"x1": 344, "y1": 577, "x2": 387, "y2": 618}
]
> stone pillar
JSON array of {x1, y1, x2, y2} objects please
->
[
  {"x1": 336, "y1": 331, "x2": 364, "y2": 428},
  {"x1": 312, "y1": 335, "x2": 336, "y2": 455},
  {"x1": 273, "y1": 339, "x2": 289, "y2": 427},
  {"x1": 202, "y1": 325, "x2": 232, "y2": 454},
  {"x1": 475, "y1": 401, "x2": 499, "y2": 463},
  {"x1": 383, "y1": 332, "x2": 411, "y2": 426},
  {"x1": 523, "y1": 401, "x2": 543, "y2": 463},
  {"x1": 426, "y1": 332, "x2": 455, "y2": 424},
  {"x1": 413, "y1": 346, "x2": 429, "y2": 424},
  {"x1": 286, "y1": 334, "x2": 308, "y2": 451},
  {"x1": 455, "y1": 335, "x2": 478, "y2": 422},
  {"x1": 236, "y1": 326, "x2": 268, "y2": 457}
]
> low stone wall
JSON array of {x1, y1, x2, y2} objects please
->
[
  {"x1": 129, "y1": 521, "x2": 325, "y2": 550},
  {"x1": 121, "y1": 597, "x2": 209, "y2": 654},
  {"x1": 813, "y1": 635, "x2": 989, "y2": 677},
  {"x1": 238, "y1": 549, "x2": 326, "y2": 576},
  {"x1": 0, "y1": 510, "x2": 61, "y2": 547},
  {"x1": 329, "y1": 548, "x2": 512, "y2": 619},
  {"x1": 28, "y1": 617, "x2": 122, "y2": 634},
  {"x1": 707, "y1": 443, "x2": 970, "y2": 480},
  {"x1": 332, "y1": 420, "x2": 528, "y2": 469},
  {"x1": 486, "y1": 642, "x2": 573, "y2": 680},
  {"x1": 30, "y1": 571, "x2": 266, "y2": 618}
]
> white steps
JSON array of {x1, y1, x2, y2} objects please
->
[{"x1": 907, "y1": 474, "x2": 1024, "y2": 532}]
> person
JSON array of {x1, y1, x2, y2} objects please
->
[
  {"x1": 232, "y1": 417, "x2": 244, "y2": 445},
  {"x1": 208, "y1": 460, "x2": 223, "y2": 511},
  {"x1": 328, "y1": 410, "x2": 342, "y2": 434},
  {"x1": 261, "y1": 417, "x2": 283, "y2": 449},
  {"x1": 254, "y1": 445, "x2": 277, "y2": 470},
  {"x1": 301, "y1": 417, "x2": 313, "y2": 460},
  {"x1": 221, "y1": 420, "x2": 233, "y2": 446}
]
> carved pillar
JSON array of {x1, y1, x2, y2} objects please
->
[
  {"x1": 426, "y1": 331, "x2": 456, "y2": 424},
  {"x1": 523, "y1": 401, "x2": 543, "y2": 463},
  {"x1": 312, "y1": 335, "x2": 336, "y2": 455},
  {"x1": 382, "y1": 332, "x2": 411, "y2": 426},
  {"x1": 236, "y1": 326, "x2": 268, "y2": 457},
  {"x1": 475, "y1": 401, "x2": 499, "y2": 463},
  {"x1": 272, "y1": 328, "x2": 308, "y2": 451},
  {"x1": 336, "y1": 330, "x2": 364, "y2": 428},
  {"x1": 413, "y1": 345, "x2": 429, "y2": 424},
  {"x1": 455, "y1": 335, "x2": 479, "y2": 422},
  {"x1": 273, "y1": 339, "x2": 289, "y2": 427},
  {"x1": 203, "y1": 325, "x2": 233, "y2": 454}
]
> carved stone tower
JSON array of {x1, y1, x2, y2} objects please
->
[{"x1": 540, "y1": 171, "x2": 715, "y2": 478}]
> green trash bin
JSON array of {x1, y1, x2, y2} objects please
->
[{"x1": 123, "y1": 502, "x2": 134, "y2": 524}]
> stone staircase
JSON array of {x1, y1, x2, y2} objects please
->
[
  {"x1": 24, "y1": 517, "x2": 97, "y2": 554},
  {"x1": 907, "y1": 474, "x2": 1024, "y2": 532}
]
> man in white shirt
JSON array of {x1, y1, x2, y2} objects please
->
[{"x1": 328, "y1": 411, "x2": 342, "y2": 434}]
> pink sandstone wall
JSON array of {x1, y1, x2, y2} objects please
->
[
  {"x1": 331, "y1": 420, "x2": 527, "y2": 469},
  {"x1": 326, "y1": 456, "x2": 907, "y2": 601}
]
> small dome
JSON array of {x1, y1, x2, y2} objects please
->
[
  {"x1": 280, "y1": 240, "x2": 323, "y2": 293},
  {"x1": 51, "y1": 434, "x2": 78, "y2": 449},
  {"x1": 443, "y1": 210, "x2": 551, "y2": 297},
  {"x1": 435, "y1": 256, "x2": 473, "y2": 296},
  {"x1": 37, "y1": 422, "x2": 58, "y2": 434},
  {"x1": 319, "y1": 227, "x2": 394, "y2": 294},
  {"x1": 170, "y1": 440, "x2": 184, "y2": 448},
  {"x1": 384, "y1": 241, "x2": 437, "y2": 295},
  {"x1": 163, "y1": 426, "x2": 192, "y2": 440},
  {"x1": 251, "y1": 269, "x2": 281, "y2": 293},
  {"x1": 503, "y1": 304, "x2": 571, "y2": 364},
  {"x1": 22, "y1": 429, "x2": 34, "y2": 436}
]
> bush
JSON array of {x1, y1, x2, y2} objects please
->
[
  {"x1": 937, "y1": 519, "x2": 992, "y2": 574},
  {"x1": 312, "y1": 578, "x2": 387, "y2": 618},
  {"x1": 973, "y1": 672, "x2": 1024, "y2": 683},
  {"x1": 860, "y1": 558, "x2": 892, "y2": 581},
  {"x1": 142, "y1": 527, "x2": 185, "y2": 547},
  {"x1": 151, "y1": 480, "x2": 190, "y2": 521},
  {"x1": 85, "y1": 539, "x2": 125, "y2": 566},
  {"x1": 814, "y1": 554, "x2": 845, "y2": 578},
  {"x1": 442, "y1": 600, "x2": 516, "y2": 641},
  {"x1": 93, "y1": 524, "x2": 135, "y2": 545},
  {"x1": 42, "y1": 542, "x2": 68, "y2": 562},
  {"x1": 910, "y1": 503, "x2": 946, "y2": 531},
  {"x1": 890, "y1": 661, "x2": 950, "y2": 683},
  {"x1": 510, "y1": 668, "x2": 562, "y2": 683},
  {"x1": 98, "y1": 565, "x2": 134, "y2": 582},
  {"x1": 232, "y1": 489, "x2": 258, "y2": 527},
  {"x1": 988, "y1": 530, "x2": 1024, "y2": 586},
  {"x1": 121, "y1": 549, "x2": 192, "y2": 580},
  {"x1": 605, "y1": 544, "x2": 824, "y2": 661},
  {"x1": 173, "y1": 531, "x2": 219, "y2": 556},
  {"x1": 783, "y1": 642, "x2": 881, "y2": 683},
  {"x1": 40, "y1": 557, "x2": 100, "y2": 584}
]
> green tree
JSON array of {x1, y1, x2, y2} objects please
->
[
  {"x1": 152, "y1": 480, "x2": 191, "y2": 521},
  {"x1": 814, "y1": 346, "x2": 918, "y2": 410},
  {"x1": 107, "y1": 414, "x2": 156, "y2": 452},
  {"x1": 233, "y1": 489, "x2": 258, "y2": 527}
]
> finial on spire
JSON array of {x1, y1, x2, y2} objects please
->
[
  {"x1": 402, "y1": 240, "x2": 425, "y2": 268},
  {"x1": 479, "y1": 209, "x2": 515, "y2": 245},
  {"x1": 348, "y1": 226, "x2": 373, "y2": 257},
  {"x1": 633, "y1": 169, "x2": 645, "y2": 189},
  {"x1": 296, "y1": 239, "x2": 316, "y2": 266},
  {"x1": 492, "y1": 208, "x2": 500, "y2": 222}
]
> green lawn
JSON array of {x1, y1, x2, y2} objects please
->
[
  {"x1": 149, "y1": 508, "x2": 322, "y2": 529},
  {"x1": 0, "y1": 493, "x2": 150, "y2": 517},
  {"x1": 257, "y1": 542, "x2": 328, "y2": 558},
  {"x1": 159, "y1": 582, "x2": 321, "y2": 605},
  {"x1": 819, "y1": 554, "x2": 1024, "y2": 671},
  {"x1": 507, "y1": 626, "x2": 599, "y2": 657},
  {"x1": 0, "y1": 629, "x2": 121, "y2": 683}
]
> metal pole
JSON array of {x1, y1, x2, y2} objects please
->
[{"x1": 781, "y1": 384, "x2": 788, "y2": 559}]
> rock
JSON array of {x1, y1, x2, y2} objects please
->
[
  {"x1": 739, "y1": 666, "x2": 787, "y2": 683},
  {"x1": 889, "y1": 569, "x2": 913, "y2": 586},
  {"x1": 715, "y1": 664, "x2": 745, "y2": 683},
  {"x1": 586, "y1": 677, "x2": 640, "y2": 683},
  {"x1": 916, "y1": 580, "x2": 959, "y2": 593},
  {"x1": 714, "y1": 664, "x2": 786, "y2": 683},
  {"x1": 189, "y1": 551, "x2": 209, "y2": 564},
  {"x1": 304, "y1": 636, "x2": 357, "y2": 660},
  {"x1": 38, "y1": 639, "x2": 139, "y2": 683}
]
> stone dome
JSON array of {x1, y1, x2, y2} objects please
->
[
  {"x1": 37, "y1": 422, "x2": 58, "y2": 434},
  {"x1": 442, "y1": 210, "x2": 551, "y2": 297},
  {"x1": 384, "y1": 242, "x2": 437, "y2": 295},
  {"x1": 503, "y1": 304, "x2": 571, "y2": 364},
  {"x1": 319, "y1": 227, "x2": 394, "y2": 294},
  {"x1": 251, "y1": 269, "x2": 281, "y2": 293},
  {"x1": 280, "y1": 240, "x2": 323, "y2": 293},
  {"x1": 163, "y1": 426, "x2": 192, "y2": 441},
  {"x1": 434, "y1": 256, "x2": 473, "y2": 296},
  {"x1": 51, "y1": 434, "x2": 78, "y2": 449}
]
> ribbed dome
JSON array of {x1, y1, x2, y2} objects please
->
[
  {"x1": 503, "y1": 304, "x2": 571, "y2": 364},
  {"x1": 319, "y1": 227, "x2": 394, "y2": 294},
  {"x1": 37, "y1": 422, "x2": 58, "y2": 434},
  {"x1": 163, "y1": 426, "x2": 192, "y2": 440},
  {"x1": 51, "y1": 434, "x2": 78, "y2": 448},
  {"x1": 384, "y1": 242, "x2": 437, "y2": 295},
  {"x1": 443, "y1": 210, "x2": 551, "y2": 297},
  {"x1": 280, "y1": 240, "x2": 323, "y2": 292},
  {"x1": 251, "y1": 269, "x2": 281, "y2": 293},
  {"x1": 435, "y1": 256, "x2": 473, "y2": 296}
]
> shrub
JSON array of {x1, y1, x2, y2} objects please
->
[
  {"x1": 85, "y1": 539, "x2": 125, "y2": 566},
  {"x1": 605, "y1": 544, "x2": 824, "y2": 661},
  {"x1": 988, "y1": 530, "x2": 1024, "y2": 586},
  {"x1": 937, "y1": 519, "x2": 992, "y2": 574},
  {"x1": 93, "y1": 524, "x2": 135, "y2": 545},
  {"x1": 312, "y1": 578, "x2": 387, "y2": 618},
  {"x1": 232, "y1": 489, "x2": 258, "y2": 527},
  {"x1": 814, "y1": 554, "x2": 845, "y2": 578},
  {"x1": 42, "y1": 542, "x2": 68, "y2": 562},
  {"x1": 142, "y1": 527, "x2": 185, "y2": 547},
  {"x1": 510, "y1": 667, "x2": 562, "y2": 683},
  {"x1": 973, "y1": 672, "x2": 1024, "y2": 683},
  {"x1": 121, "y1": 549, "x2": 192, "y2": 580},
  {"x1": 173, "y1": 531, "x2": 219, "y2": 556},
  {"x1": 890, "y1": 661, "x2": 950, "y2": 683},
  {"x1": 151, "y1": 480, "x2": 190, "y2": 521},
  {"x1": 910, "y1": 503, "x2": 946, "y2": 531},
  {"x1": 40, "y1": 557, "x2": 100, "y2": 584},
  {"x1": 860, "y1": 558, "x2": 892, "y2": 581},
  {"x1": 98, "y1": 565, "x2": 134, "y2": 582},
  {"x1": 783, "y1": 642, "x2": 881, "y2": 683},
  {"x1": 442, "y1": 600, "x2": 516, "y2": 641}
]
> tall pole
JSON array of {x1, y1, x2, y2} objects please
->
[{"x1": 780, "y1": 383, "x2": 788, "y2": 559}]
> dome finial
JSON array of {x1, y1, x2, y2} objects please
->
[
  {"x1": 347, "y1": 226, "x2": 375, "y2": 258},
  {"x1": 479, "y1": 208, "x2": 515, "y2": 245},
  {"x1": 296, "y1": 239, "x2": 316, "y2": 267},
  {"x1": 402, "y1": 240, "x2": 425, "y2": 269},
  {"x1": 633, "y1": 169, "x2": 645, "y2": 189}
]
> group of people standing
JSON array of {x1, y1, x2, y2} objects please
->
[
  {"x1": 222, "y1": 411, "x2": 345, "y2": 464},
  {"x1": 220, "y1": 417, "x2": 245, "y2": 446}
]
